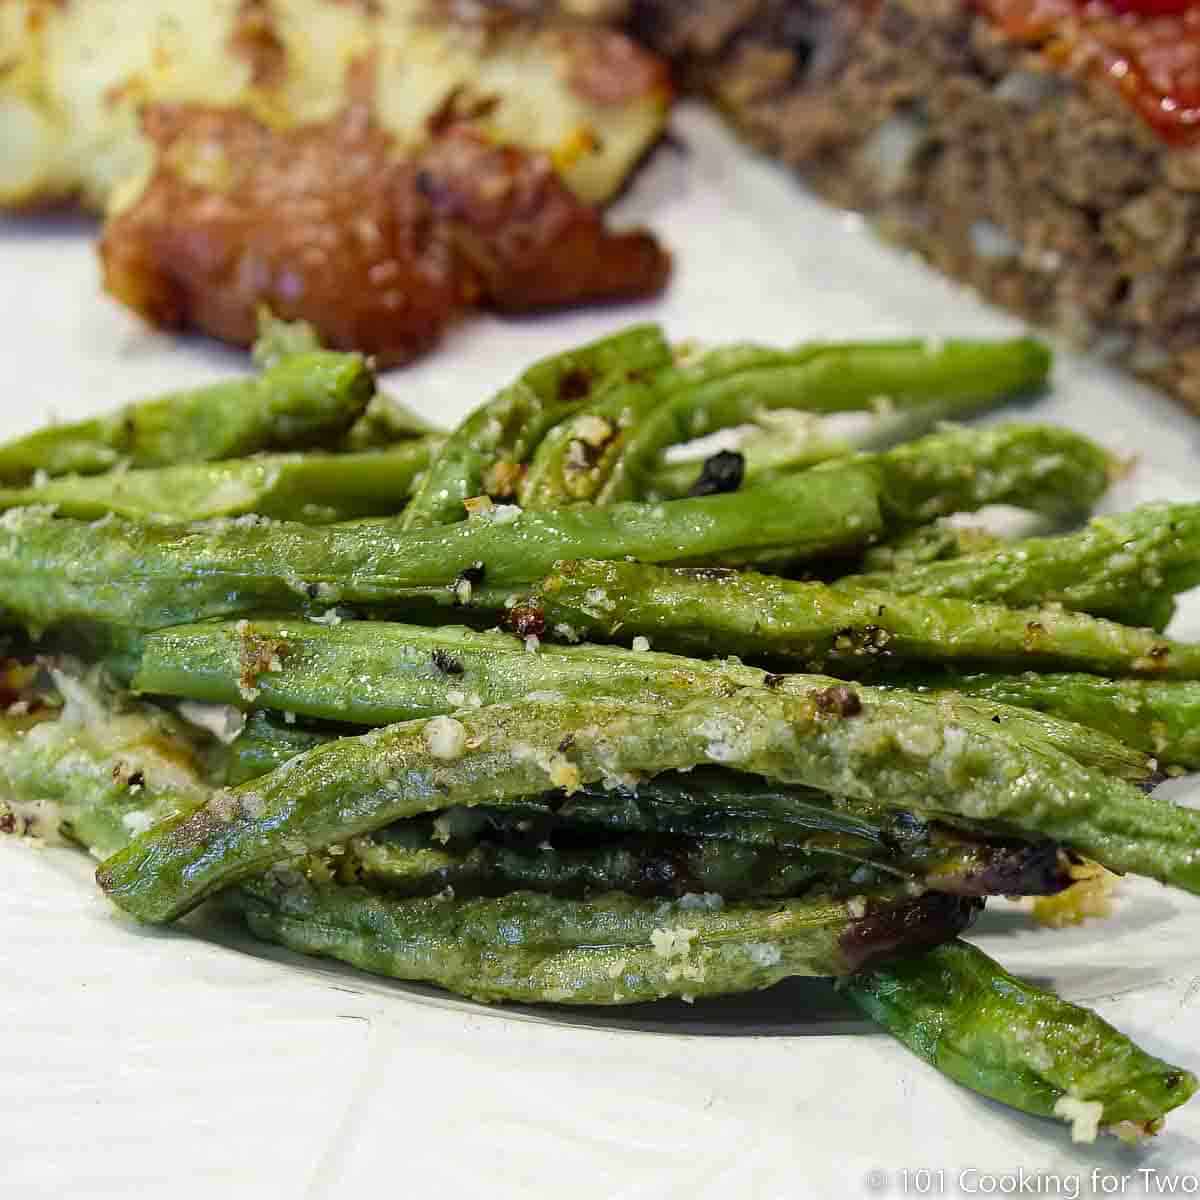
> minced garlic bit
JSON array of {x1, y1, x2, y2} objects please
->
[
  {"x1": 1031, "y1": 858, "x2": 1120, "y2": 928},
  {"x1": 546, "y1": 752, "x2": 581, "y2": 794},
  {"x1": 424, "y1": 715, "x2": 467, "y2": 761},
  {"x1": 575, "y1": 414, "x2": 613, "y2": 446},
  {"x1": 1053, "y1": 1095, "x2": 1105, "y2": 1144},
  {"x1": 483, "y1": 460, "x2": 523, "y2": 499},
  {"x1": 463, "y1": 495, "x2": 495, "y2": 518}
]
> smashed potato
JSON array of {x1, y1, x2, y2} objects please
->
[
  {"x1": 0, "y1": 0, "x2": 669, "y2": 209},
  {"x1": 100, "y1": 106, "x2": 670, "y2": 364}
]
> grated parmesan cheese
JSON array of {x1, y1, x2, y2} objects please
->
[
  {"x1": 1053, "y1": 1095, "x2": 1104, "y2": 1144},
  {"x1": 121, "y1": 810, "x2": 155, "y2": 837},
  {"x1": 650, "y1": 926, "x2": 698, "y2": 960},
  {"x1": 177, "y1": 701, "x2": 246, "y2": 745},
  {"x1": 744, "y1": 942, "x2": 782, "y2": 968},
  {"x1": 424, "y1": 715, "x2": 467, "y2": 760},
  {"x1": 1031, "y1": 859, "x2": 1120, "y2": 928}
]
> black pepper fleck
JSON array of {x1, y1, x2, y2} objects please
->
[
  {"x1": 431, "y1": 648, "x2": 464, "y2": 676},
  {"x1": 687, "y1": 450, "x2": 745, "y2": 497}
]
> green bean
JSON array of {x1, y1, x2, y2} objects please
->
[
  {"x1": 529, "y1": 559, "x2": 1200, "y2": 679},
  {"x1": 0, "y1": 468, "x2": 884, "y2": 645},
  {"x1": 521, "y1": 341, "x2": 895, "y2": 509},
  {"x1": 838, "y1": 504, "x2": 1200, "y2": 631},
  {"x1": 518, "y1": 376, "x2": 663, "y2": 509},
  {"x1": 96, "y1": 684, "x2": 1200, "y2": 923},
  {"x1": 650, "y1": 428, "x2": 845, "y2": 499},
  {"x1": 342, "y1": 393, "x2": 445, "y2": 448},
  {"x1": 402, "y1": 324, "x2": 671, "y2": 528},
  {"x1": 651, "y1": 374, "x2": 1056, "y2": 503},
  {"x1": 331, "y1": 830, "x2": 866, "y2": 900},
  {"x1": 904, "y1": 672, "x2": 1200, "y2": 770},
  {"x1": 855, "y1": 422, "x2": 1111, "y2": 527},
  {"x1": 547, "y1": 774, "x2": 1073, "y2": 899},
  {"x1": 250, "y1": 310, "x2": 440, "y2": 446},
  {"x1": 0, "y1": 443, "x2": 437, "y2": 525},
  {"x1": 371, "y1": 800, "x2": 1070, "y2": 900},
  {"x1": 855, "y1": 522, "x2": 1005, "y2": 575},
  {"x1": 0, "y1": 352, "x2": 374, "y2": 482},
  {"x1": 216, "y1": 712, "x2": 342, "y2": 787},
  {"x1": 0, "y1": 674, "x2": 1062, "y2": 904},
  {"x1": 250, "y1": 309, "x2": 323, "y2": 368},
  {"x1": 131, "y1": 618, "x2": 1156, "y2": 782},
  {"x1": 228, "y1": 875, "x2": 978, "y2": 1003},
  {"x1": 602, "y1": 339, "x2": 1052, "y2": 502},
  {"x1": 197, "y1": 718, "x2": 1074, "y2": 902},
  {"x1": 846, "y1": 940, "x2": 1197, "y2": 1135},
  {"x1": 0, "y1": 683, "x2": 210, "y2": 861}
]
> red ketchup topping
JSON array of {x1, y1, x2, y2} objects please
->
[{"x1": 975, "y1": 0, "x2": 1200, "y2": 144}]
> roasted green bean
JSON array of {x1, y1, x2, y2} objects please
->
[{"x1": 0, "y1": 351, "x2": 374, "y2": 482}]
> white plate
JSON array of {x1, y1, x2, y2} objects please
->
[{"x1": 5, "y1": 102, "x2": 1200, "y2": 1199}]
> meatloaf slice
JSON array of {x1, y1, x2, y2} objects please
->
[{"x1": 628, "y1": 0, "x2": 1200, "y2": 412}]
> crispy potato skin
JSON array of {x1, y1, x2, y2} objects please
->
[{"x1": 100, "y1": 106, "x2": 670, "y2": 365}]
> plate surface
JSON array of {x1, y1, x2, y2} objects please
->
[{"x1": 5, "y1": 102, "x2": 1200, "y2": 1199}]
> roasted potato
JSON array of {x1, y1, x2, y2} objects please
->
[
  {"x1": 99, "y1": 106, "x2": 670, "y2": 365},
  {"x1": 0, "y1": 0, "x2": 669, "y2": 210}
]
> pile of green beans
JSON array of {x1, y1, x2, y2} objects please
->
[{"x1": 2, "y1": 320, "x2": 1198, "y2": 1145}]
